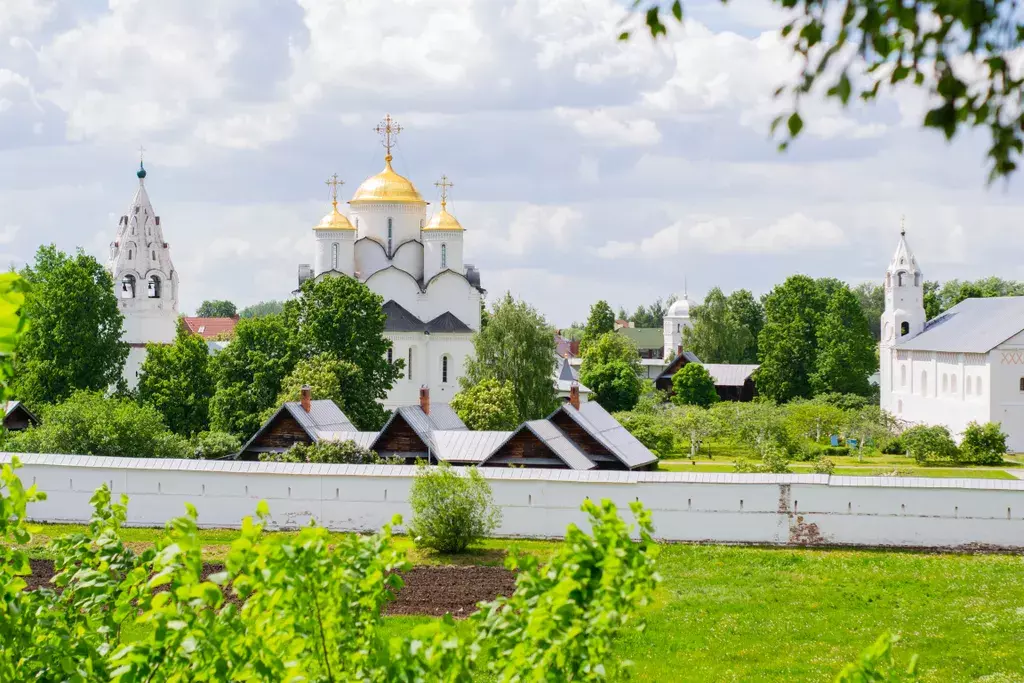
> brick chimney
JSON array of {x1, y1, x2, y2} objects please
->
[
  {"x1": 419, "y1": 385, "x2": 430, "y2": 415},
  {"x1": 300, "y1": 385, "x2": 312, "y2": 413},
  {"x1": 569, "y1": 382, "x2": 580, "y2": 410}
]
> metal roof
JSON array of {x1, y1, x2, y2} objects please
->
[
  {"x1": 286, "y1": 400, "x2": 356, "y2": 434},
  {"x1": 373, "y1": 403, "x2": 468, "y2": 454},
  {"x1": 382, "y1": 300, "x2": 425, "y2": 332},
  {"x1": 426, "y1": 312, "x2": 472, "y2": 333},
  {"x1": 897, "y1": 296, "x2": 1024, "y2": 353},
  {"x1": 432, "y1": 430, "x2": 511, "y2": 463},
  {"x1": 615, "y1": 327, "x2": 664, "y2": 350},
  {"x1": 314, "y1": 431, "x2": 378, "y2": 449},
  {"x1": 521, "y1": 420, "x2": 597, "y2": 470},
  {"x1": 562, "y1": 401, "x2": 658, "y2": 469},
  {"x1": 701, "y1": 364, "x2": 759, "y2": 387}
]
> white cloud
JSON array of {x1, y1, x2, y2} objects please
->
[
  {"x1": 465, "y1": 203, "x2": 583, "y2": 257},
  {"x1": 555, "y1": 107, "x2": 661, "y2": 146},
  {"x1": 0, "y1": 0, "x2": 54, "y2": 36},
  {"x1": 0, "y1": 225, "x2": 21, "y2": 245}
]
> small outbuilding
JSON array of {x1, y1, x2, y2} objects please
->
[{"x1": 3, "y1": 401, "x2": 39, "y2": 431}]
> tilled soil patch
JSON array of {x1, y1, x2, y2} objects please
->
[{"x1": 22, "y1": 560, "x2": 516, "y2": 618}]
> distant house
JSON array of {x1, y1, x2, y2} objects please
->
[
  {"x1": 615, "y1": 327, "x2": 664, "y2": 359},
  {"x1": 238, "y1": 388, "x2": 360, "y2": 460},
  {"x1": 3, "y1": 401, "x2": 39, "y2": 431},
  {"x1": 370, "y1": 388, "x2": 468, "y2": 462},
  {"x1": 553, "y1": 356, "x2": 591, "y2": 404},
  {"x1": 181, "y1": 315, "x2": 239, "y2": 340},
  {"x1": 655, "y1": 352, "x2": 758, "y2": 402}
]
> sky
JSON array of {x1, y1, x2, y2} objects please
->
[{"x1": 1, "y1": 0, "x2": 1022, "y2": 327}]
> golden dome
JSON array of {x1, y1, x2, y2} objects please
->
[
  {"x1": 349, "y1": 155, "x2": 425, "y2": 205},
  {"x1": 423, "y1": 204, "x2": 464, "y2": 231},
  {"x1": 314, "y1": 201, "x2": 355, "y2": 231}
]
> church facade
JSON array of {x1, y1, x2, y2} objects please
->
[
  {"x1": 297, "y1": 116, "x2": 483, "y2": 409},
  {"x1": 879, "y1": 230, "x2": 1024, "y2": 451},
  {"x1": 106, "y1": 162, "x2": 180, "y2": 389}
]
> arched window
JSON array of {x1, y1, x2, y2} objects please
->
[
  {"x1": 900, "y1": 321, "x2": 909, "y2": 336},
  {"x1": 128, "y1": 249, "x2": 133, "y2": 260},
  {"x1": 886, "y1": 272, "x2": 892, "y2": 288},
  {"x1": 951, "y1": 375, "x2": 957, "y2": 393},
  {"x1": 942, "y1": 374, "x2": 948, "y2": 393},
  {"x1": 920, "y1": 371, "x2": 928, "y2": 396},
  {"x1": 331, "y1": 243, "x2": 339, "y2": 270},
  {"x1": 441, "y1": 243, "x2": 447, "y2": 269},
  {"x1": 147, "y1": 275, "x2": 161, "y2": 299},
  {"x1": 897, "y1": 272, "x2": 905, "y2": 286},
  {"x1": 966, "y1": 376, "x2": 972, "y2": 394},
  {"x1": 977, "y1": 377, "x2": 984, "y2": 395},
  {"x1": 900, "y1": 365, "x2": 907, "y2": 387},
  {"x1": 408, "y1": 347, "x2": 413, "y2": 381},
  {"x1": 387, "y1": 218, "x2": 393, "y2": 253},
  {"x1": 151, "y1": 250, "x2": 156, "y2": 260},
  {"x1": 897, "y1": 399, "x2": 903, "y2": 414},
  {"x1": 914, "y1": 273, "x2": 921, "y2": 286},
  {"x1": 387, "y1": 348, "x2": 393, "y2": 364},
  {"x1": 1019, "y1": 377, "x2": 1024, "y2": 393},
  {"x1": 120, "y1": 274, "x2": 136, "y2": 299},
  {"x1": 441, "y1": 355, "x2": 449, "y2": 384}
]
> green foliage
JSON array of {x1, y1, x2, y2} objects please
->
[
  {"x1": 272, "y1": 353, "x2": 383, "y2": 429},
  {"x1": 189, "y1": 430, "x2": 242, "y2": 459},
  {"x1": 6, "y1": 390, "x2": 189, "y2": 458},
  {"x1": 960, "y1": 421, "x2": 1008, "y2": 465},
  {"x1": 725, "y1": 289, "x2": 763, "y2": 362},
  {"x1": 785, "y1": 399, "x2": 846, "y2": 442},
  {"x1": 900, "y1": 425, "x2": 959, "y2": 465},
  {"x1": 579, "y1": 299, "x2": 616, "y2": 354},
  {"x1": 284, "y1": 276, "x2": 400, "y2": 430},
  {"x1": 713, "y1": 400, "x2": 792, "y2": 457},
  {"x1": 0, "y1": 273, "x2": 30, "y2": 400},
  {"x1": 670, "y1": 405, "x2": 720, "y2": 458},
  {"x1": 614, "y1": 410, "x2": 675, "y2": 458},
  {"x1": 735, "y1": 444, "x2": 791, "y2": 473},
  {"x1": 683, "y1": 287, "x2": 756, "y2": 363},
  {"x1": 672, "y1": 363, "x2": 719, "y2": 408},
  {"x1": 238, "y1": 300, "x2": 285, "y2": 318},
  {"x1": 408, "y1": 463, "x2": 501, "y2": 554},
  {"x1": 137, "y1": 326, "x2": 214, "y2": 435},
  {"x1": 811, "y1": 456, "x2": 836, "y2": 475},
  {"x1": 261, "y1": 440, "x2": 382, "y2": 464},
  {"x1": 450, "y1": 378, "x2": 520, "y2": 431},
  {"x1": 812, "y1": 287, "x2": 878, "y2": 396},
  {"x1": 580, "y1": 332, "x2": 643, "y2": 412},
  {"x1": 209, "y1": 313, "x2": 299, "y2": 438},
  {"x1": 13, "y1": 245, "x2": 127, "y2": 406},
  {"x1": 463, "y1": 293, "x2": 557, "y2": 421},
  {"x1": 931, "y1": 278, "x2": 1024, "y2": 317},
  {"x1": 852, "y1": 282, "x2": 884, "y2": 341},
  {"x1": 626, "y1": 295, "x2": 675, "y2": 328},
  {"x1": 835, "y1": 633, "x2": 919, "y2": 682},
  {"x1": 757, "y1": 275, "x2": 828, "y2": 402},
  {"x1": 626, "y1": 1, "x2": 1024, "y2": 182},
  {"x1": 196, "y1": 299, "x2": 237, "y2": 317}
]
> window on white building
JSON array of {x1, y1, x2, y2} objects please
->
[
  {"x1": 120, "y1": 275, "x2": 136, "y2": 299},
  {"x1": 408, "y1": 347, "x2": 413, "y2": 381},
  {"x1": 900, "y1": 321, "x2": 909, "y2": 336},
  {"x1": 441, "y1": 243, "x2": 447, "y2": 269},
  {"x1": 147, "y1": 275, "x2": 161, "y2": 299},
  {"x1": 1019, "y1": 377, "x2": 1024, "y2": 393},
  {"x1": 900, "y1": 366, "x2": 907, "y2": 387},
  {"x1": 151, "y1": 250, "x2": 156, "y2": 260},
  {"x1": 966, "y1": 376, "x2": 972, "y2": 394},
  {"x1": 897, "y1": 399, "x2": 903, "y2": 414},
  {"x1": 387, "y1": 218, "x2": 393, "y2": 253},
  {"x1": 920, "y1": 371, "x2": 928, "y2": 396},
  {"x1": 442, "y1": 355, "x2": 449, "y2": 384},
  {"x1": 331, "y1": 243, "x2": 339, "y2": 270},
  {"x1": 951, "y1": 375, "x2": 957, "y2": 393},
  {"x1": 977, "y1": 377, "x2": 983, "y2": 395},
  {"x1": 942, "y1": 374, "x2": 948, "y2": 393},
  {"x1": 897, "y1": 272, "x2": 905, "y2": 286}
]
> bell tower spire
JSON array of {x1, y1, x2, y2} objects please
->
[{"x1": 881, "y1": 218, "x2": 925, "y2": 347}]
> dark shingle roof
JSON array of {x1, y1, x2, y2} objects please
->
[
  {"x1": 553, "y1": 402, "x2": 658, "y2": 469},
  {"x1": 426, "y1": 312, "x2": 472, "y2": 333},
  {"x1": 383, "y1": 300, "x2": 472, "y2": 334}
]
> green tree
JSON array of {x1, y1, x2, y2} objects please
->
[
  {"x1": 6, "y1": 390, "x2": 188, "y2": 458},
  {"x1": 195, "y1": 300, "x2": 237, "y2": 317},
  {"x1": 137, "y1": 327, "x2": 214, "y2": 436},
  {"x1": 811, "y1": 286, "x2": 878, "y2": 396},
  {"x1": 726, "y1": 289, "x2": 763, "y2": 362},
  {"x1": 756, "y1": 275, "x2": 828, "y2": 402},
  {"x1": 463, "y1": 293, "x2": 557, "y2": 421},
  {"x1": 629, "y1": 295, "x2": 675, "y2": 328},
  {"x1": 189, "y1": 431, "x2": 241, "y2": 459},
  {"x1": 261, "y1": 440, "x2": 381, "y2": 464},
  {"x1": 209, "y1": 314, "x2": 299, "y2": 438},
  {"x1": 613, "y1": 410, "x2": 675, "y2": 457},
  {"x1": 923, "y1": 280, "x2": 943, "y2": 320},
  {"x1": 13, "y1": 246, "x2": 127, "y2": 405},
  {"x1": 283, "y1": 276, "x2": 399, "y2": 430},
  {"x1": 628, "y1": 2, "x2": 1024, "y2": 182},
  {"x1": 960, "y1": 421, "x2": 1008, "y2": 465},
  {"x1": 450, "y1": 378, "x2": 520, "y2": 431},
  {"x1": 682, "y1": 287, "x2": 751, "y2": 363},
  {"x1": 238, "y1": 300, "x2": 285, "y2": 318},
  {"x1": 852, "y1": 282, "x2": 884, "y2": 340},
  {"x1": 716, "y1": 401, "x2": 790, "y2": 457},
  {"x1": 785, "y1": 399, "x2": 845, "y2": 443},
  {"x1": 271, "y1": 353, "x2": 379, "y2": 430},
  {"x1": 579, "y1": 300, "x2": 616, "y2": 354},
  {"x1": 408, "y1": 463, "x2": 501, "y2": 554},
  {"x1": 901, "y1": 424, "x2": 959, "y2": 464},
  {"x1": 671, "y1": 363, "x2": 719, "y2": 408},
  {"x1": 0, "y1": 272, "x2": 29, "y2": 402},
  {"x1": 580, "y1": 332, "x2": 643, "y2": 412},
  {"x1": 671, "y1": 405, "x2": 720, "y2": 458}
]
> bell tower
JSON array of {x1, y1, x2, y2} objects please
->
[
  {"x1": 107, "y1": 155, "x2": 180, "y2": 389},
  {"x1": 880, "y1": 219, "x2": 926, "y2": 347}
]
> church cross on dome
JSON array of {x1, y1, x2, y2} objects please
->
[
  {"x1": 374, "y1": 114, "x2": 403, "y2": 160},
  {"x1": 325, "y1": 173, "x2": 344, "y2": 206},
  {"x1": 435, "y1": 174, "x2": 453, "y2": 209}
]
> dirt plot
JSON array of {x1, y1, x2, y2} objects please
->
[{"x1": 22, "y1": 561, "x2": 516, "y2": 618}]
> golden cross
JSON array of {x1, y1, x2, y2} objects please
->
[
  {"x1": 374, "y1": 114, "x2": 402, "y2": 159},
  {"x1": 435, "y1": 174, "x2": 453, "y2": 209},
  {"x1": 325, "y1": 173, "x2": 344, "y2": 205}
]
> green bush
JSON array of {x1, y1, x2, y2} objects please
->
[
  {"x1": 811, "y1": 456, "x2": 836, "y2": 475},
  {"x1": 900, "y1": 425, "x2": 959, "y2": 464},
  {"x1": 672, "y1": 363, "x2": 719, "y2": 408},
  {"x1": 734, "y1": 445, "x2": 792, "y2": 474},
  {"x1": 189, "y1": 430, "x2": 241, "y2": 459},
  {"x1": 823, "y1": 445, "x2": 850, "y2": 456},
  {"x1": 408, "y1": 463, "x2": 501, "y2": 554},
  {"x1": 879, "y1": 435, "x2": 905, "y2": 455},
  {"x1": 960, "y1": 421, "x2": 1008, "y2": 465},
  {"x1": 794, "y1": 441, "x2": 824, "y2": 462},
  {"x1": 261, "y1": 440, "x2": 381, "y2": 464},
  {"x1": 614, "y1": 410, "x2": 675, "y2": 458}
]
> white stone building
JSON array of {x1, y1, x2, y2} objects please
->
[
  {"x1": 106, "y1": 162, "x2": 180, "y2": 389},
  {"x1": 880, "y1": 229, "x2": 1024, "y2": 451},
  {"x1": 298, "y1": 117, "x2": 483, "y2": 409},
  {"x1": 662, "y1": 293, "x2": 696, "y2": 360}
]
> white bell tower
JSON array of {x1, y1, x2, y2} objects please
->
[
  {"x1": 880, "y1": 220, "x2": 926, "y2": 347},
  {"x1": 106, "y1": 158, "x2": 180, "y2": 389}
]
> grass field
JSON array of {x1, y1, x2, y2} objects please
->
[{"x1": 23, "y1": 524, "x2": 1024, "y2": 681}]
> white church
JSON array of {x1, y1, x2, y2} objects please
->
[
  {"x1": 880, "y1": 228, "x2": 1024, "y2": 451},
  {"x1": 296, "y1": 116, "x2": 483, "y2": 408},
  {"x1": 106, "y1": 161, "x2": 180, "y2": 389}
]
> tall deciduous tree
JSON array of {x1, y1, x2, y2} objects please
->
[
  {"x1": 284, "y1": 276, "x2": 401, "y2": 430},
  {"x1": 13, "y1": 245, "x2": 127, "y2": 405},
  {"x1": 852, "y1": 282, "x2": 884, "y2": 340},
  {"x1": 580, "y1": 332, "x2": 643, "y2": 412},
  {"x1": 137, "y1": 327, "x2": 214, "y2": 436},
  {"x1": 273, "y1": 354, "x2": 376, "y2": 430},
  {"x1": 756, "y1": 275, "x2": 827, "y2": 402},
  {"x1": 196, "y1": 300, "x2": 237, "y2": 318},
  {"x1": 463, "y1": 293, "x2": 557, "y2": 421},
  {"x1": 671, "y1": 363, "x2": 719, "y2": 408},
  {"x1": 811, "y1": 286, "x2": 878, "y2": 396},
  {"x1": 579, "y1": 300, "x2": 616, "y2": 354},
  {"x1": 239, "y1": 300, "x2": 285, "y2": 318},
  {"x1": 450, "y1": 378, "x2": 520, "y2": 431},
  {"x1": 726, "y1": 289, "x2": 763, "y2": 362},
  {"x1": 682, "y1": 288, "x2": 752, "y2": 363},
  {"x1": 209, "y1": 314, "x2": 298, "y2": 438}
]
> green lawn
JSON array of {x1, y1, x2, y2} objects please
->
[{"x1": 23, "y1": 525, "x2": 1024, "y2": 681}]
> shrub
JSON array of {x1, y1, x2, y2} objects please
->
[
  {"x1": 823, "y1": 445, "x2": 850, "y2": 456},
  {"x1": 614, "y1": 410, "x2": 675, "y2": 458},
  {"x1": 794, "y1": 441, "x2": 824, "y2": 462},
  {"x1": 811, "y1": 456, "x2": 836, "y2": 475},
  {"x1": 734, "y1": 445, "x2": 792, "y2": 474},
  {"x1": 408, "y1": 463, "x2": 501, "y2": 554},
  {"x1": 450, "y1": 378, "x2": 520, "y2": 431},
  {"x1": 672, "y1": 363, "x2": 719, "y2": 408},
  {"x1": 960, "y1": 421, "x2": 1008, "y2": 465},
  {"x1": 879, "y1": 435, "x2": 905, "y2": 455},
  {"x1": 900, "y1": 425, "x2": 959, "y2": 464},
  {"x1": 189, "y1": 430, "x2": 242, "y2": 459},
  {"x1": 261, "y1": 440, "x2": 381, "y2": 464}
]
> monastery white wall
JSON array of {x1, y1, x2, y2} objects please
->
[
  {"x1": 990, "y1": 344, "x2": 1024, "y2": 451},
  {"x1": 383, "y1": 333, "x2": 472, "y2": 408},
  {"x1": 7, "y1": 453, "x2": 1024, "y2": 549}
]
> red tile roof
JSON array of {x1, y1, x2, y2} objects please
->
[{"x1": 181, "y1": 316, "x2": 239, "y2": 339}]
